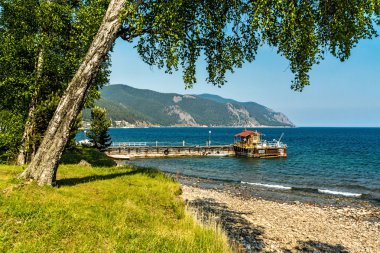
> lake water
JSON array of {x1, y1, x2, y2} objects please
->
[{"x1": 77, "y1": 127, "x2": 380, "y2": 202}]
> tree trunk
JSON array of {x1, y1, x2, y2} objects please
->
[
  {"x1": 16, "y1": 99, "x2": 36, "y2": 165},
  {"x1": 17, "y1": 46, "x2": 44, "y2": 165},
  {"x1": 20, "y1": 0, "x2": 127, "y2": 185}
]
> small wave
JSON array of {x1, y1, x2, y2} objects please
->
[
  {"x1": 292, "y1": 187, "x2": 319, "y2": 193},
  {"x1": 318, "y1": 189, "x2": 362, "y2": 197},
  {"x1": 241, "y1": 181, "x2": 363, "y2": 198},
  {"x1": 241, "y1": 181, "x2": 291, "y2": 190}
]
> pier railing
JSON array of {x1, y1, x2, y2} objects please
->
[
  {"x1": 110, "y1": 141, "x2": 229, "y2": 148},
  {"x1": 110, "y1": 141, "x2": 287, "y2": 148},
  {"x1": 111, "y1": 142, "x2": 148, "y2": 147}
]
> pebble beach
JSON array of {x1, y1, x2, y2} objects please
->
[{"x1": 180, "y1": 179, "x2": 380, "y2": 253}]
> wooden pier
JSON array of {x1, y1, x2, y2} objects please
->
[
  {"x1": 105, "y1": 145, "x2": 234, "y2": 160},
  {"x1": 104, "y1": 130, "x2": 287, "y2": 161}
]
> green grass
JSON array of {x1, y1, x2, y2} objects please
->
[
  {"x1": 0, "y1": 164, "x2": 230, "y2": 252},
  {"x1": 60, "y1": 146, "x2": 117, "y2": 167}
]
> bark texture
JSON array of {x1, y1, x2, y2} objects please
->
[{"x1": 20, "y1": 0, "x2": 127, "y2": 185}]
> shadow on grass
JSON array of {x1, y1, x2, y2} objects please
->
[
  {"x1": 291, "y1": 240, "x2": 349, "y2": 253},
  {"x1": 188, "y1": 198, "x2": 265, "y2": 252},
  {"x1": 58, "y1": 166, "x2": 162, "y2": 187}
]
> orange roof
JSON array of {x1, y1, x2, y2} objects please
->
[{"x1": 234, "y1": 130, "x2": 259, "y2": 137}]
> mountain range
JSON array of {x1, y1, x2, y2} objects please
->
[{"x1": 83, "y1": 84, "x2": 295, "y2": 127}]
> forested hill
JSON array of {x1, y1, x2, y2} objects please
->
[{"x1": 83, "y1": 84, "x2": 295, "y2": 127}]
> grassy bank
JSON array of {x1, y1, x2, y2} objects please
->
[
  {"x1": 0, "y1": 162, "x2": 230, "y2": 252},
  {"x1": 60, "y1": 146, "x2": 117, "y2": 167}
]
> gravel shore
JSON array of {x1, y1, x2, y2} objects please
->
[{"x1": 181, "y1": 182, "x2": 380, "y2": 253}]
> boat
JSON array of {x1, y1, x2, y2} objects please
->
[{"x1": 233, "y1": 130, "x2": 287, "y2": 158}]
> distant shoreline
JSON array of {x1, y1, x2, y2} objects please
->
[
  {"x1": 79, "y1": 126, "x2": 380, "y2": 130},
  {"x1": 80, "y1": 125, "x2": 297, "y2": 130}
]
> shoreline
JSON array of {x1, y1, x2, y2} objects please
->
[
  {"x1": 79, "y1": 125, "x2": 296, "y2": 131},
  {"x1": 175, "y1": 174, "x2": 380, "y2": 252},
  {"x1": 174, "y1": 173, "x2": 380, "y2": 208}
]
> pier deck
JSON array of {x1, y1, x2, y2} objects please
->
[{"x1": 106, "y1": 145, "x2": 234, "y2": 160}]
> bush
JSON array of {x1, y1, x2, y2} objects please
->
[{"x1": 0, "y1": 110, "x2": 23, "y2": 163}]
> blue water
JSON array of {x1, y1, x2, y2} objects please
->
[{"x1": 77, "y1": 127, "x2": 380, "y2": 201}]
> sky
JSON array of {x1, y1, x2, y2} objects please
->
[{"x1": 109, "y1": 36, "x2": 380, "y2": 127}]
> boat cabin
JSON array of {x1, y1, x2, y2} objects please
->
[
  {"x1": 233, "y1": 129, "x2": 287, "y2": 158},
  {"x1": 234, "y1": 130, "x2": 261, "y2": 148}
]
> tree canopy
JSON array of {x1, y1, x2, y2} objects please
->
[
  {"x1": 118, "y1": 0, "x2": 379, "y2": 91},
  {"x1": 0, "y1": 0, "x2": 111, "y2": 162}
]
